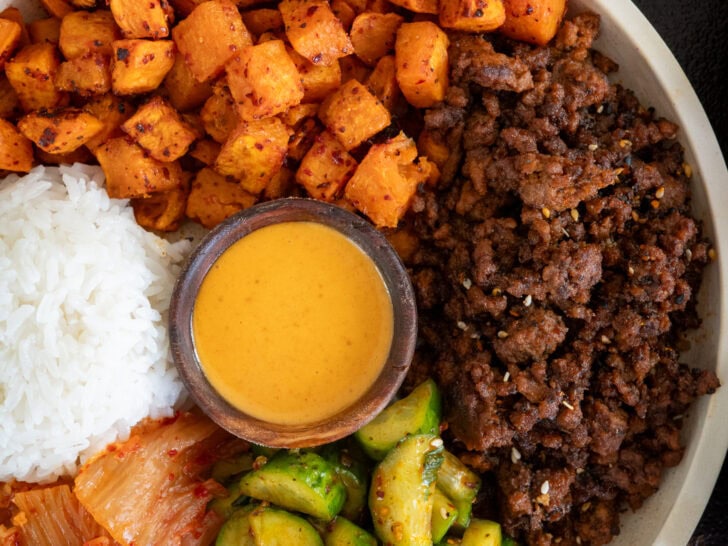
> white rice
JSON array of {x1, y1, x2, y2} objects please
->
[{"x1": 0, "y1": 164, "x2": 190, "y2": 483}]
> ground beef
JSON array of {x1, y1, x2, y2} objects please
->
[{"x1": 404, "y1": 12, "x2": 719, "y2": 546}]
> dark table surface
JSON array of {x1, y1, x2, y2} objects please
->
[{"x1": 629, "y1": 1, "x2": 728, "y2": 544}]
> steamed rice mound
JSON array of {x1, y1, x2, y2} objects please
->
[{"x1": 0, "y1": 165, "x2": 189, "y2": 483}]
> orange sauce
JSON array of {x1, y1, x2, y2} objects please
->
[{"x1": 192, "y1": 221, "x2": 394, "y2": 425}]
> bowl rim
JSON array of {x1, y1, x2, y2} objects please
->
[{"x1": 168, "y1": 197, "x2": 418, "y2": 448}]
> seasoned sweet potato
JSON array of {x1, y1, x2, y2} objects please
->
[
  {"x1": 280, "y1": 0, "x2": 354, "y2": 66},
  {"x1": 200, "y1": 82, "x2": 241, "y2": 143},
  {"x1": 82, "y1": 93, "x2": 133, "y2": 151},
  {"x1": 214, "y1": 116, "x2": 290, "y2": 194},
  {"x1": 188, "y1": 138, "x2": 221, "y2": 165},
  {"x1": 288, "y1": 46, "x2": 341, "y2": 103},
  {"x1": 350, "y1": 12, "x2": 403, "y2": 66},
  {"x1": 28, "y1": 18, "x2": 61, "y2": 45},
  {"x1": 163, "y1": 52, "x2": 213, "y2": 111},
  {"x1": 264, "y1": 166, "x2": 296, "y2": 199},
  {"x1": 387, "y1": 0, "x2": 437, "y2": 13},
  {"x1": 109, "y1": 0, "x2": 172, "y2": 39},
  {"x1": 241, "y1": 8, "x2": 283, "y2": 36},
  {"x1": 132, "y1": 183, "x2": 189, "y2": 231},
  {"x1": 339, "y1": 54, "x2": 371, "y2": 83},
  {"x1": 35, "y1": 145, "x2": 94, "y2": 165},
  {"x1": 185, "y1": 166, "x2": 257, "y2": 228},
  {"x1": 318, "y1": 79, "x2": 391, "y2": 150},
  {"x1": 331, "y1": 0, "x2": 357, "y2": 30},
  {"x1": 39, "y1": 0, "x2": 73, "y2": 19},
  {"x1": 296, "y1": 130, "x2": 357, "y2": 201},
  {"x1": 395, "y1": 21, "x2": 449, "y2": 108},
  {"x1": 5, "y1": 43, "x2": 66, "y2": 111},
  {"x1": 18, "y1": 109, "x2": 103, "y2": 154},
  {"x1": 226, "y1": 40, "x2": 304, "y2": 120},
  {"x1": 59, "y1": 10, "x2": 120, "y2": 60},
  {"x1": 0, "y1": 75, "x2": 21, "y2": 119},
  {"x1": 0, "y1": 118, "x2": 33, "y2": 172},
  {"x1": 366, "y1": 54, "x2": 400, "y2": 111},
  {"x1": 0, "y1": 8, "x2": 30, "y2": 48},
  {"x1": 55, "y1": 54, "x2": 112, "y2": 96},
  {"x1": 281, "y1": 103, "x2": 320, "y2": 127},
  {"x1": 345, "y1": 131, "x2": 435, "y2": 227},
  {"x1": 111, "y1": 39, "x2": 175, "y2": 95},
  {"x1": 121, "y1": 96, "x2": 197, "y2": 161},
  {"x1": 0, "y1": 18, "x2": 22, "y2": 71},
  {"x1": 501, "y1": 0, "x2": 567, "y2": 46},
  {"x1": 96, "y1": 136, "x2": 183, "y2": 198},
  {"x1": 439, "y1": 0, "x2": 506, "y2": 32},
  {"x1": 172, "y1": 0, "x2": 252, "y2": 82}
]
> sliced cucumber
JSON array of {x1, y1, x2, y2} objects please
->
[
  {"x1": 322, "y1": 516, "x2": 378, "y2": 546},
  {"x1": 437, "y1": 450, "x2": 481, "y2": 528},
  {"x1": 461, "y1": 519, "x2": 502, "y2": 546},
  {"x1": 239, "y1": 450, "x2": 346, "y2": 520},
  {"x1": 318, "y1": 442, "x2": 371, "y2": 522},
  {"x1": 369, "y1": 434, "x2": 445, "y2": 545},
  {"x1": 355, "y1": 379, "x2": 442, "y2": 460},
  {"x1": 215, "y1": 505, "x2": 256, "y2": 546},
  {"x1": 209, "y1": 481, "x2": 247, "y2": 519},
  {"x1": 211, "y1": 453, "x2": 255, "y2": 484},
  {"x1": 248, "y1": 505, "x2": 323, "y2": 546},
  {"x1": 431, "y1": 488, "x2": 458, "y2": 542}
]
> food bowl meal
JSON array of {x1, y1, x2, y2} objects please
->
[{"x1": 169, "y1": 198, "x2": 417, "y2": 448}]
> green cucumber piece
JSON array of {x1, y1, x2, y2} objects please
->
[
  {"x1": 209, "y1": 481, "x2": 247, "y2": 519},
  {"x1": 318, "y1": 442, "x2": 370, "y2": 522},
  {"x1": 322, "y1": 516, "x2": 378, "y2": 546},
  {"x1": 461, "y1": 519, "x2": 502, "y2": 546},
  {"x1": 239, "y1": 451, "x2": 346, "y2": 520},
  {"x1": 431, "y1": 488, "x2": 458, "y2": 542},
  {"x1": 211, "y1": 453, "x2": 255, "y2": 484},
  {"x1": 502, "y1": 537, "x2": 519, "y2": 546},
  {"x1": 356, "y1": 379, "x2": 442, "y2": 460},
  {"x1": 437, "y1": 451, "x2": 481, "y2": 528},
  {"x1": 215, "y1": 505, "x2": 256, "y2": 546},
  {"x1": 248, "y1": 506, "x2": 323, "y2": 546},
  {"x1": 369, "y1": 434, "x2": 445, "y2": 545}
]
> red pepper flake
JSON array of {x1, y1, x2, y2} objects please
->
[
  {"x1": 193, "y1": 483, "x2": 209, "y2": 498},
  {"x1": 167, "y1": 449, "x2": 178, "y2": 458}
]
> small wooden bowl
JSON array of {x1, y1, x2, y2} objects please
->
[{"x1": 169, "y1": 198, "x2": 417, "y2": 448}]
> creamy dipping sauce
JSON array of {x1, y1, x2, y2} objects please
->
[{"x1": 192, "y1": 221, "x2": 394, "y2": 426}]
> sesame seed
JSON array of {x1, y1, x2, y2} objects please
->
[
  {"x1": 457, "y1": 321, "x2": 467, "y2": 330},
  {"x1": 685, "y1": 248, "x2": 693, "y2": 261},
  {"x1": 511, "y1": 446, "x2": 521, "y2": 463},
  {"x1": 597, "y1": 105, "x2": 604, "y2": 113},
  {"x1": 524, "y1": 294, "x2": 532, "y2": 307},
  {"x1": 470, "y1": 332, "x2": 481, "y2": 339},
  {"x1": 561, "y1": 227, "x2": 570, "y2": 238},
  {"x1": 673, "y1": 414, "x2": 684, "y2": 421},
  {"x1": 430, "y1": 437, "x2": 444, "y2": 448},
  {"x1": 614, "y1": 167, "x2": 624, "y2": 176},
  {"x1": 601, "y1": 335, "x2": 611, "y2": 344},
  {"x1": 619, "y1": 139, "x2": 632, "y2": 148},
  {"x1": 631, "y1": 210, "x2": 640, "y2": 222},
  {"x1": 581, "y1": 502, "x2": 592, "y2": 512},
  {"x1": 503, "y1": 371, "x2": 510, "y2": 383},
  {"x1": 655, "y1": 186, "x2": 665, "y2": 199},
  {"x1": 570, "y1": 208, "x2": 579, "y2": 222},
  {"x1": 462, "y1": 278, "x2": 472, "y2": 290},
  {"x1": 588, "y1": 143, "x2": 598, "y2": 151},
  {"x1": 541, "y1": 481, "x2": 550, "y2": 494},
  {"x1": 541, "y1": 207, "x2": 551, "y2": 219},
  {"x1": 577, "y1": 537, "x2": 582, "y2": 544},
  {"x1": 709, "y1": 248, "x2": 717, "y2": 261},
  {"x1": 497, "y1": 330, "x2": 509, "y2": 339},
  {"x1": 576, "y1": 468, "x2": 584, "y2": 474},
  {"x1": 492, "y1": 287, "x2": 502, "y2": 296},
  {"x1": 628, "y1": 266, "x2": 635, "y2": 275},
  {"x1": 440, "y1": 507, "x2": 450, "y2": 519},
  {"x1": 683, "y1": 162, "x2": 693, "y2": 178},
  {"x1": 562, "y1": 400, "x2": 574, "y2": 410}
]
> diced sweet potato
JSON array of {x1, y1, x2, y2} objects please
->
[
  {"x1": 121, "y1": 96, "x2": 197, "y2": 161},
  {"x1": 395, "y1": 21, "x2": 449, "y2": 108},
  {"x1": 5, "y1": 43, "x2": 66, "y2": 111},
  {"x1": 345, "y1": 131, "x2": 435, "y2": 227},
  {"x1": 345, "y1": 0, "x2": 367, "y2": 13},
  {"x1": 350, "y1": 12, "x2": 403, "y2": 65},
  {"x1": 0, "y1": 118, "x2": 33, "y2": 172},
  {"x1": 318, "y1": 78, "x2": 391, "y2": 150},
  {"x1": 288, "y1": 46, "x2": 341, "y2": 103},
  {"x1": 55, "y1": 54, "x2": 112, "y2": 96},
  {"x1": 0, "y1": 75, "x2": 21, "y2": 119},
  {"x1": 18, "y1": 109, "x2": 103, "y2": 154},
  {"x1": 163, "y1": 52, "x2": 213, "y2": 111},
  {"x1": 111, "y1": 39, "x2": 175, "y2": 95},
  {"x1": 35, "y1": 145, "x2": 94, "y2": 165},
  {"x1": 110, "y1": 0, "x2": 172, "y2": 39},
  {"x1": 82, "y1": 93, "x2": 133, "y2": 151},
  {"x1": 387, "y1": 0, "x2": 437, "y2": 13},
  {"x1": 296, "y1": 130, "x2": 357, "y2": 201},
  {"x1": 172, "y1": 0, "x2": 252, "y2": 82},
  {"x1": 96, "y1": 136, "x2": 183, "y2": 198},
  {"x1": 214, "y1": 116, "x2": 290, "y2": 194},
  {"x1": 385, "y1": 225, "x2": 419, "y2": 262},
  {"x1": 365, "y1": 0, "x2": 390, "y2": 13},
  {"x1": 39, "y1": 0, "x2": 74, "y2": 19},
  {"x1": 366, "y1": 55, "x2": 401, "y2": 112},
  {"x1": 338, "y1": 54, "x2": 371, "y2": 84},
  {"x1": 200, "y1": 83, "x2": 241, "y2": 143},
  {"x1": 417, "y1": 127, "x2": 451, "y2": 171},
  {"x1": 264, "y1": 166, "x2": 296, "y2": 199},
  {"x1": 28, "y1": 18, "x2": 61, "y2": 45},
  {"x1": 0, "y1": 18, "x2": 22, "y2": 71},
  {"x1": 331, "y1": 0, "x2": 357, "y2": 30},
  {"x1": 167, "y1": 0, "x2": 206, "y2": 17},
  {"x1": 132, "y1": 183, "x2": 189, "y2": 231},
  {"x1": 241, "y1": 8, "x2": 283, "y2": 36},
  {"x1": 226, "y1": 40, "x2": 304, "y2": 120},
  {"x1": 281, "y1": 102, "x2": 320, "y2": 127},
  {"x1": 188, "y1": 138, "x2": 221, "y2": 165},
  {"x1": 501, "y1": 0, "x2": 567, "y2": 46},
  {"x1": 280, "y1": 0, "x2": 353, "y2": 66},
  {"x1": 0, "y1": 8, "x2": 30, "y2": 48},
  {"x1": 287, "y1": 117, "x2": 321, "y2": 161},
  {"x1": 186, "y1": 166, "x2": 257, "y2": 228},
  {"x1": 59, "y1": 10, "x2": 120, "y2": 60},
  {"x1": 439, "y1": 0, "x2": 506, "y2": 32}
]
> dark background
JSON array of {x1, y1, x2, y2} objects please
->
[{"x1": 630, "y1": 1, "x2": 728, "y2": 544}]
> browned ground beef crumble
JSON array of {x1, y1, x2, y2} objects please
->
[{"x1": 403, "y1": 12, "x2": 720, "y2": 546}]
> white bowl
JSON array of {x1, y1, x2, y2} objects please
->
[{"x1": 3, "y1": 0, "x2": 727, "y2": 543}]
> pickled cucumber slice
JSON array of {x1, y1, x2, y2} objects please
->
[
  {"x1": 322, "y1": 516, "x2": 378, "y2": 546},
  {"x1": 431, "y1": 488, "x2": 458, "y2": 542},
  {"x1": 248, "y1": 506, "x2": 323, "y2": 546},
  {"x1": 437, "y1": 450, "x2": 481, "y2": 528},
  {"x1": 461, "y1": 519, "x2": 502, "y2": 546}
]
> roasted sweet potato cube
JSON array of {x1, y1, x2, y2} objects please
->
[
  {"x1": 287, "y1": 117, "x2": 321, "y2": 161},
  {"x1": 501, "y1": 0, "x2": 567, "y2": 46},
  {"x1": 28, "y1": 18, "x2": 61, "y2": 45},
  {"x1": 417, "y1": 128, "x2": 451, "y2": 171},
  {"x1": 241, "y1": 9, "x2": 283, "y2": 36},
  {"x1": 35, "y1": 145, "x2": 94, "y2": 165},
  {"x1": 318, "y1": 79, "x2": 391, "y2": 151},
  {"x1": 5, "y1": 43, "x2": 66, "y2": 112},
  {"x1": 111, "y1": 39, "x2": 175, "y2": 95},
  {"x1": 83, "y1": 94, "x2": 133, "y2": 151},
  {"x1": 0, "y1": 118, "x2": 33, "y2": 172},
  {"x1": 280, "y1": 0, "x2": 353, "y2": 66},
  {"x1": 0, "y1": 75, "x2": 21, "y2": 119},
  {"x1": 387, "y1": 0, "x2": 437, "y2": 13},
  {"x1": 132, "y1": 183, "x2": 189, "y2": 232},
  {"x1": 188, "y1": 138, "x2": 221, "y2": 165},
  {"x1": 331, "y1": 0, "x2": 356, "y2": 30},
  {"x1": 167, "y1": 0, "x2": 206, "y2": 17},
  {"x1": 226, "y1": 40, "x2": 304, "y2": 120},
  {"x1": 365, "y1": 0, "x2": 391, "y2": 13},
  {"x1": 281, "y1": 102, "x2": 320, "y2": 127},
  {"x1": 96, "y1": 136, "x2": 183, "y2": 198},
  {"x1": 18, "y1": 109, "x2": 103, "y2": 154},
  {"x1": 121, "y1": 96, "x2": 197, "y2": 161},
  {"x1": 59, "y1": 10, "x2": 120, "y2": 60},
  {"x1": 163, "y1": 52, "x2": 212, "y2": 111},
  {"x1": 185, "y1": 167, "x2": 257, "y2": 228},
  {"x1": 200, "y1": 83, "x2": 240, "y2": 143},
  {"x1": 214, "y1": 117, "x2": 289, "y2": 194},
  {"x1": 339, "y1": 54, "x2": 370, "y2": 84},
  {"x1": 264, "y1": 166, "x2": 296, "y2": 199},
  {"x1": 0, "y1": 18, "x2": 22, "y2": 71},
  {"x1": 345, "y1": 0, "x2": 367, "y2": 13},
  {"x1": 350, "y1": 12, "x2": 403, "y2": 66},
  {"x1": 366, "y1": 55, "x2": 400, "y2": 112},
  {"x1": 55, "y1": 54, "x2": 112, "y2": 96},
  {"x1": 172, "y1": 0, "x2": 252, "y2": 82},
  {"x1": 39, "y1": 0, "x2": 74, "y2": 19},
  {"x1": 110, "y1": 0, "x2": 171, "y2": 39},
  {"x1": 296, "y1": 130, "x2": 357, "y2": 201},
  {"x1": 288, "y1": 46, "x2": 341, "y2": 103},
  {"x1": 439, "y1": 0, "x2": 506, "y2": 32},
  {"x1": 0, "y1": 8, "x2": 30, "y2": 48},
  {"x1": 345, "y1": 131, "x2": 434, "y2": 227},
  {"x1": 395, "y1": 21, "x2": 449, "y2": 108}
]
